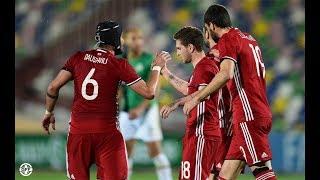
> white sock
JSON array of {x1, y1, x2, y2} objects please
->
[
  {"x1": 128, "y1": 158, "x2": 133, "y2": 180},
  {"x1": 153, "y1": 153, "x2": 172, "y2": 180}
]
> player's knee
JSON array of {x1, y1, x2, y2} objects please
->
[
  {"x1": 219, "y1": 160, "x2": 244, "y2": 180},
  {"x1": 219, "y1": 167, "x2": 236, "y2": 180}
]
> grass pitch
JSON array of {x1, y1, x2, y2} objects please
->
[{"x1": 15, "y1": 169, "x2": 304, "y2": 180}]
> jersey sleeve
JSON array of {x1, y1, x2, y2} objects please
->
[
  {"x1": 61, "y1": 52, "x2": 80, "y2": 74},
  {"x1": 119, "y1": 60, "x2": 142, "y2": 86},
  {"x1": 218, "y1": 35, "x2": 239, "y2": 63}
]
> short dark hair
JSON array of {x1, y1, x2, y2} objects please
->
[
  {"x1": 204, "y1": 4, "x2": 232, "y2": 28},
  {"x1": 173, "y1": 26, "x2": 204, "y2": 52}
]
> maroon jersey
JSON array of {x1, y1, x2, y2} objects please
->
[
  {"x1": 62, "y1": 48, "x2": 141, "y2": 134},
  {"x1": 187, "y1": 56, "x2": 221, "y2": 139},
  {"x1": 208, "y1": 45, "x2": 233, "y2": 137},
  {"x1": 215, "y1": 28, "x2": 272, "y2": 123}
]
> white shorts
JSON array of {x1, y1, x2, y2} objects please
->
[{"x1": 119, "y1": 104, "x2": 163, "y2": 142}]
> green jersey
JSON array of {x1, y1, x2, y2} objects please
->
[{"x1": 122, "y1": 52, "x2": 157, "y2": 111}]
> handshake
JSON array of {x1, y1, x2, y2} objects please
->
[{"x1": 151, "y1": 51, "x2": 172, "y2": 71}]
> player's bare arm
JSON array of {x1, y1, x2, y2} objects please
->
[
  {"x1": 129, "y1": 52, "x2": 170, "y2": 100},
  {"x1": 160, "y1": 91, "x2": 199, "y2": 119},
  {"x1": 161, "y1": 66, "x2": 189, "y2": 95},
  {"x1": 183, "y1": 59, "x2": 235, "y2": 115},
  {"x1": 42, "y1": 70, "x2": 72, "y2": 134},
  {"x1": 129, "y1": 71, "x2": 162, "y2": 120}
]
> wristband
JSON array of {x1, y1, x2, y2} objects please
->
[
  {"x1": 152, "y1": 66, "x2": 162, "y2": 72},
  {"x1": 45, "y1": 110, "x2": 53, "y2": 115}
]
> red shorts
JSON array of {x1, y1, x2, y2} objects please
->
[
  {"x1": 211, "y1": 130, "x2": 232, "y2": 174},
  {"x1": 225, "y1": 118, "x2": 273, "y2": 166},
  {"x1": 179, "y1": 135, "x2": 221, "y2": 180},
  {"x1": 66, "y1": 130, "x2": 128, "y2": 180}
]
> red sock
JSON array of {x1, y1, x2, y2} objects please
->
[{"x1": 255, "y1": 169, "x2": 277, "y2": 180}]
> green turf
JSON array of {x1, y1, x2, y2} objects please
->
[{"x1": 15, "y1": 169, "x2": 305, "y2": 180}]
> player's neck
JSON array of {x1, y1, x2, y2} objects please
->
[
  {"x1": 218, "y1": 27, "x2": 232, "y2": 38},
  {"x1": 191, "y1": 51, "x2": 206, "y2": 67},
  {"x1": 209, "y1": 40, "x2": 216, "y2": 49},
  {"x1": 98, "y1": 46, "x2": 115, "y2": 55}
]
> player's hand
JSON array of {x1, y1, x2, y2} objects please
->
[
  {"x1": 209, "y1": 47, "x2": 220, "y2": 57},
  {"x1": 160, "y1": 103, "x2": 178, "y2": 119},
  {"x1": 42, "y1": 114, "x2": 56, "y2": 135},
  {"x1": 153, "y1": 51, "x2": 171, "y2": 68},
  {"x1": 128, "y1": 107, "x2": 144, "y2": 120},
  {"x1": 160, "y1": 63, "x2": 169, "y2": 75},
  {"x1": 183, "y1": 98, "x2": 200, "y2": 116}
]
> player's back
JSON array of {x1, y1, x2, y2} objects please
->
[
  {"x1": 217, "y1": 28, "x2": 272, "y2": 122},
  {"x1": 63, "y1": 48, "x2": 140, "y2": 133}
]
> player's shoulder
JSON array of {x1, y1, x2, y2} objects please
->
[
  {"x1": 202, "y1": 56, "x2": 218, "y2": 66},
  {"x1": 113, "y1": 57, "x2": 129, "y2": 67},
  {"x1": 196, "y1": 57, "x2": 219, "y2": 72},
  {"x1": 232, "y1": 28, "x2": 257, "y2": 42}
]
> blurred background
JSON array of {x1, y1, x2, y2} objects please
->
[{"x1": 15, "y1": 0, "x2": 304, "y2": 179}]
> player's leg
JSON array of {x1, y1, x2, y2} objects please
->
[
  {"x1": 210, "y1": 131, "x2": 236, "y2": 180},
  {"x1": 66, "y1": 133, "x2": 92, "y2": 180},
  {"x1": 238, "y1": 120, "x2": 277, "y2": 180},
  {"x1": 217, "y1": 160, "x2": 246, "y2": 180},
  {"x1": 118, "y1": 111, "x2": 140, "y2": 179},
  {"x1": 136, "y1": 104, "x2": 172, "y2": 180},
  {"x1": 146, "y1": 141, "x2": 172, "y2": 180},
  {"x1": 95, "y1": 131, "x2": 128, "y2": 180},
  {"x1": 217, "y1": 123, "x2": 247, "y2": 180},
  {"x1": 125, "y1": 139, "x2": 136, "y2": 179}
]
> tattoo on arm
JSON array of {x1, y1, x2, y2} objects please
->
[{"x1": 168, "y1": 72, "x2": 188, "y2": 89}]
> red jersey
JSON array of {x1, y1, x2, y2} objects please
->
[
  {"x1": 207, "y1": 48, "x2": 233, "y2": 137},
  {"x1": 215, "y1": 28, "x2": 272, "y2": 123},
  {"x1": 62, "y1": 48, "x2": 141, "y2": 134},
  {"x1": 187, "y1": 56, "x2": 221, "y2": 139}
]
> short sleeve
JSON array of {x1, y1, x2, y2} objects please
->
[
  {"x1": 119, "y1": 60, "x2": 141, "y2": 86},
  {"x1": 62, "y1": 52, "x2": 80, "y2": 74},
  {"x1": 217, "y1": 35, "x2": 238, "y2": 63}
]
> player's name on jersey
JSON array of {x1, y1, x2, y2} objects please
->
[
  {"x1": 84, "y1": 54, "x2": 108, "y2": 64},
  {"x1": 238, "y1": 32, "x2": 255, "y2": 41}
]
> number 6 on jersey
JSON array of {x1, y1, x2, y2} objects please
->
[{"x1": 81, "y1": 68, "x2": 99, "y2": 100}]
